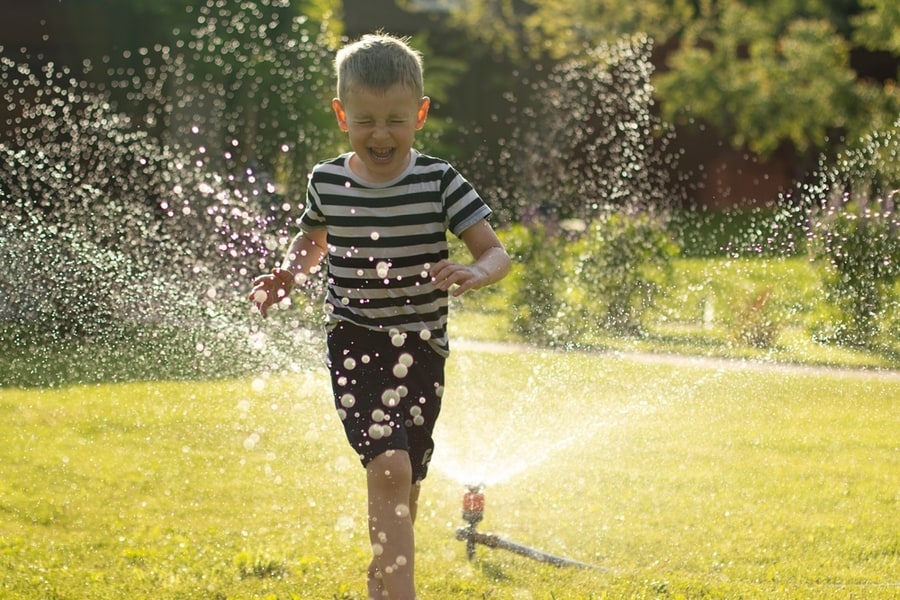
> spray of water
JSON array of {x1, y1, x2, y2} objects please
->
[{"x1": 0, "y1": 2, "x2": 337, "y2": 385}]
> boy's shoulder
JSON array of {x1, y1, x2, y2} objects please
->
[
  {"x1": 412, "y1": 152, "x2": 464, "y2": 182},
  {"x1": 412, "y1": 151, "x2": 450, "y2": 168},
  {"x1": 312, "y1": 152, "x2": 352, "y2": 173}
]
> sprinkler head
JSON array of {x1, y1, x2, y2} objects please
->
[
  {"x1": 462, "y1": 484, "x2": 484, "y2": 526},
  {"x1": 459, "y1": 485, "x2": 485, "y2": 560}
]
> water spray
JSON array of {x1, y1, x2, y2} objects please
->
[{"x1": 455, "y1": 485, "x2": 605, "y2": 570}]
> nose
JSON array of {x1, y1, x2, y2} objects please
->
[{"x1": 372, "y1": 124, "x2": 391, "y2": 140}]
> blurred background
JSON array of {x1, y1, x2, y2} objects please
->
[
  {"x1": 1, "y1": 0, "x2": 898, "y2": 385},
  {"x1": 3, "y1": 0, "x2": 898, "y2": 210}
]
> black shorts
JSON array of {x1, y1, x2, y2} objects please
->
[{"x1": 326, "y1": 321, "x2": 445, "y2": 483}]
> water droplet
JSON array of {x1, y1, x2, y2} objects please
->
[
  {"x1": 243, "y1": 432, "x2": 260, "y2": 450},
  {"x1": 381, "y1": 389, "x2": 400, "y2": 407},
  {"x1": 368, "y1": 424, "x2": 384, "y2": 440}
]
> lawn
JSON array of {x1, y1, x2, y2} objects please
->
[
  {"x1": 457, "y1": 253, "x2": 900, "y2": 371},
  {"x1": 1, "y1": 346, "x2": 898, "y2": 599}
]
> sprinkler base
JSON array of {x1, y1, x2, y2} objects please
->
[{"x1": 456, "y1": 485, "x2": 605, "y2": 570}]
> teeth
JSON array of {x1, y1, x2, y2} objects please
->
[{"x1": 370, "y1": 148, "x2": 394, "y2": 163}]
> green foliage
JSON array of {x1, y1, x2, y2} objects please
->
[
  {"x1": 0, "y1": 1, "x2": 342, "y2": 342},
  {"x1": 450, "y1": 0, "x2": 900, "y2": 162},
  {"x1": 501, "y1": 210, "x2": 679, "y2": 347},
  {"x1": 0, "y1": 70, "x2": 219, "y2": 339},
  {"x1": 519, "y1": 0, "x2": 696, "y2": 59},
  {"x1": 501, "y1": 224, "x2": 566, "y2": 344},
  {"x1": 805, "y1": 120, "x2": 900, "y2": 347},
  {"x1": 476, "y1": 228, "x2": 898, "y2": 367},
  {"x1": 174, "y1": 0, "x2": 342, "y2": 189},
  {"x1": 233, "y1": 551, "x2": 290, "y2": 580},
  {"x1": 670, "y1": 206, "x2": 807, "y2": 257},
  {"x1": 486, "y1": 34, "x2": 678, "y2": 224},
  {"x1": 808, "y1": 194, "x2": 900, "y2": 346},
  {"x1": 656, "y1": 4, "x2": 881, "y2": 157},
  {"x1": 853, "y1": 0, "x2": 900, "y2": 53},
  {"x1": 568, "y1": 211, "x2": 679, "y2": 334},
  {"x1": 730, "y1": 285, "x2": 783, "y2": 348},
  {"x1": 452, "y1": 0, "x2": 695, "y2": 59}
]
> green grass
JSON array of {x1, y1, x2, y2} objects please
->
[{"x1": 2, "y1": 348, "x2": 898, "y2": 599}]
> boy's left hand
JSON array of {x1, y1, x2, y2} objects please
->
[{"x1": 430, "y1": 259, "x2": 487, "y2": 297}]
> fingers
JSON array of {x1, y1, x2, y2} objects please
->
[
  {"x1": 430, "y1": 260, "x2": 480, "y2": 296},
  {"x1": 247, "y1": 275, "x2": 280, "y2": 318},
  {"x1": 248, "y1": 284, "x2": 271, "y2": 318},
  {"x1": 248, "y1": 268, "x2": 297, "y2": 318}
]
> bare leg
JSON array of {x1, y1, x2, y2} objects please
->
[
  {"x1": 368, "y1": 481, "x2": 420, "y2": 599},
  {"x1": 367, "y1": 483, "x2": 422, "y2": 600},
  {"x1": 366, "y1": 450, "x2": 418, "y2": 600},
  {"x1": 367, "y1": 559, "x2": 387, "y2": 600}
]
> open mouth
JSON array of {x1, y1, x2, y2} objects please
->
[{"x1": 369, "y1": 147, "x2": 395, "y2": 164}]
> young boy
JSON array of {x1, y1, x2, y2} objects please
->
[{"x1": 248, "y1": 33, "x2": 511, "y2": 600}]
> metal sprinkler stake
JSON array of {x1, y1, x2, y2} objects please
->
[{"x1": 455, "y1": 485, "x2": 605, "y2": 570}]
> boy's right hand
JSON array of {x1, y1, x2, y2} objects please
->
[{"x1": 248, "y1": 268, "x2": 295, "y2": 318}]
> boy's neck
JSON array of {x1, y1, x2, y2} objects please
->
[{"x1": 347, "y1": 149, "x2": 415, "y2": 184}]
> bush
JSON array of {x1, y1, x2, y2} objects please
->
[
  {"x1": 808, "y1": 191, "x2": 899, "y2": 346},
  {"x1": 501, "y1": 224, "x2": 567, "y2": 345},
  {"x1": 486, "y1": 35, "x2": 679, "y2": 224},
  {"x1": 567, "y1": 209, "x2": 679, "y2": 335},
  {"x1": 501, "y1": 209, "x2": 679, "y2": 347},
  {"x1": 805, "y1": 120, "x2": 900, "y2": 347}
]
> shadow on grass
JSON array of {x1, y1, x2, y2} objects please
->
[{"x1": 478, "y1": 559, "x2": 513, "y2": 583}]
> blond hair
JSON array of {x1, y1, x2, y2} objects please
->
[{"x1": 335, "y1": 33, "x2": 424, "y2": 99}]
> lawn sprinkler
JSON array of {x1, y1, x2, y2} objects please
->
[
  {"x1": 460, "y1": 485, "x2": 485, "y2": 560},
  {"x1": 455, "y1": 485, "x2": 605, "y2": 570}
]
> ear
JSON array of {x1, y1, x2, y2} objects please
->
[
  {"x1": 415, "y1": 96, "x2": 431, "y2": 130},
  {"x1": 332, "y1": 98, "x2": 349, "y2": 132}
]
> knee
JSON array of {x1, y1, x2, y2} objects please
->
[{"x1": 367, "y1": 450, "x2": 413, "y2": 493}]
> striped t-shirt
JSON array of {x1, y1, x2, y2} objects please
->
[{"x1": 299, "y1": 149, "x2": 492, "y2": 356}]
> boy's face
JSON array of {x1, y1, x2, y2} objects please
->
[{"x1": 333, "y1": 84, "x2": 430, "y2": 183}]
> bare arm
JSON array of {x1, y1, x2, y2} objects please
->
[
  {"x1": 280, "y1": 227, "x2": 329, "y2": 279},
  {"x1": 248, "y1": 228, "x2": 328, "y2": 317},
  {"x1": 431, "y1": 219, "x2": 511, "y2": 297}
]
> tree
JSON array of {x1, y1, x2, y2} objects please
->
[
  {"x1": 450, "y1": 0, "x2": 900, "y2": 162},
  {"x1": 656, "y1": 1, "x2": 899, "y2": 158},
  {"x1": 170, "y1": 0, "x2": 343, "y2": 181},
  {"x1": 853, "y1": 0, "x2": 900, "y2": 54}
]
